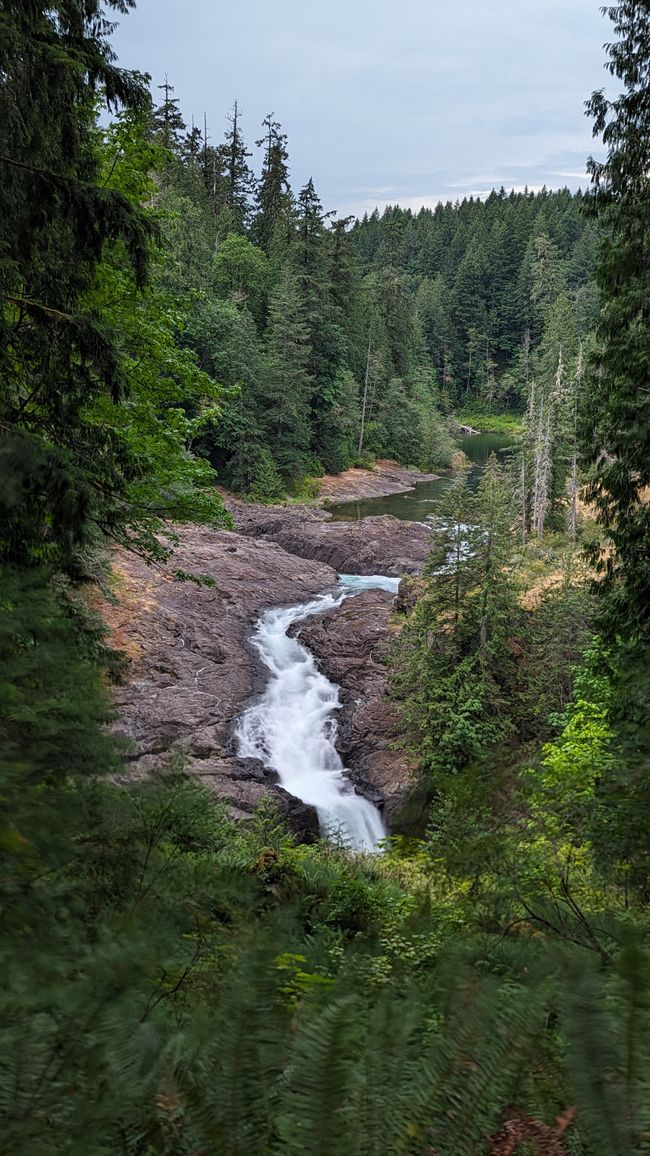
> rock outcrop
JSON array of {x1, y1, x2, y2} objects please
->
[
  {"x1": 228, "y1": 501, "x2": 433, "y2": 576},
  {"x1": 289, "y1": 589, "x2": 416, "y2": 822},
  {"x1": 102, "y1": 527, "x2": 336, "y2": 835},
  {"x1": 102, "y1": 474, "x2": 429, "y2": 838},
  {"x1": 317, "y1": 459, "x2": 439, "y2": 503}
]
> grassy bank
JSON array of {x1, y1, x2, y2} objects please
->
[{"x1": 457, "y1": 411, "x2": 524, "y2": 435}]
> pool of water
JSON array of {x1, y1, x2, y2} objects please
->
[{"x1": 325, "y1": 432, "x2": 517, "y2": 523}]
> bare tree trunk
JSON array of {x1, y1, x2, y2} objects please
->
[
  {"x1": 532, "y1": 399, "x2": 552, "y2": 539},
  {"x1": 523, "y1": 325, "x2": 531, "y2": 385},
  {"x1": 358, "y1": 333, "x2": 372, "y2": 454},
  {"x1": 568, "y1": 344, "x2": 583, "y2": 544},
  {"x1": 520, "y1": 450, "x2": 527, "y2": 543},
  {"x1": 479, "y1": 529, "x2": 492, "y2": 648}
]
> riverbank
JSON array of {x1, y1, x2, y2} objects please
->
[
  {"x1": 455, "y1": 411, "x2": 524, "y2": 434},
  {"x1": 316, "y1": 459, "x2": 440, "y2": 504},
  {"x1": 101, "y1": 528, "x2": 336, "y2": 837},
  {"x1": 101, "y1": 511, "x2": 425, "y2": 834}
]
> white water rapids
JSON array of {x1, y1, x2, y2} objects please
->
[{"x1": 236, "y1": 574, "x2": 400, "y2": 853}]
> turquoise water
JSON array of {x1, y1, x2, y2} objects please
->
[{"x1": 325, "y1": 433, "x2": 517, "y2": 523}]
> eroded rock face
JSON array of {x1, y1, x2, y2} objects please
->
[
  {"x1": 103, "y1": 527, "x2": 335, "y2": 830},
  {"x1": 228, "y1": 501, "x2": 433, "y2": 577},
  {"x1": 103, "y1": 490, "x2": 424, "y2": 838},
  {"x1": 289, "y1": 589, "x2": 416, "y2": 823}
]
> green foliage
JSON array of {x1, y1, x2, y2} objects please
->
[
  {"x1": 0, "y1": 568, "x2": 118, "y2": 794},
  {"x1": 580, "y1": 1, "x2": 650, "y2": 898},
  {"x1": 456, "y1": 411, "x2": 519, "y2": 432},
  {"x1": 261, "y1": 267, "x2": 314, "y2": 482},
  {"x1": 395, "y1": 457, "x2": 521, "y2": 780},
  {"x1": 241, "y1": 443, "x2": 286, "y2": 502},
  {"x1": 0, "y1": 3, "x2": 153, "y2": 573},
  {"x1": 4, "y1": 11, "x2": 650, "y2": 1156},
  {"x1": 141, "y1": 80, "x2": 598, "y2": 490},
  {"x1": 0, "y1": 25, "x2": 229, "y2": 574},
  {"x1": 212, "y1": 231, "x2": 269, "y2": 322},
  {"x1": 516, "y1": 579, "x2": 597, "y2": 739}
]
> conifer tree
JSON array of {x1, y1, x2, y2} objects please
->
[
  {"x1": 0, "y1": 0, "x2": 154, "y2": 574},
  {"x1": 528, "y1": 233, "x2": 566, "y2": 332},
  {"x1": 397, "y1": 459, "x2": 519, "y2": 779},
  {"x1": 526, "y1": 293, "x2": 579, "y2": 536},
  {"x1": 581, "y1": 0, "x2": 650, "y2": 891},
  {"x1": 218, "y1": 100, "x2": 256, "y2": 234},
  {"x1": 294, "y1": 179, "x2": 346, "y2": 468},
  {"x1": 150, "y1": 75, "x2": 186, "y2": 149},
  {"x1": 252, "y1": 114, "x2": 292, "y2": 252},
  {"x1": 181, "y1": 120, "x2": 204, "y2": 169},
  {"x1": 584, "y1": 0, "x2": 650, "y2": 649},
  {"x1": 262, "y1": 269, "x2": 314, "y2": 482}
]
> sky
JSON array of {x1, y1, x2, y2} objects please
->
[{"x1": 110, "y1": 0, "x2": 612, "y2": 219}]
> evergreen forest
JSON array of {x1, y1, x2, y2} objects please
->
[{"x1": 1, "y1": 2, "x2": 650, "y2": 1153}]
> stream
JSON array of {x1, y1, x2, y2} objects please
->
[
  {"x1": 236, "y1": 575, "x2": 398, "y2": 852},
  {"x1": 236, "y1": 431, "x2": 517, "y2": 851}
]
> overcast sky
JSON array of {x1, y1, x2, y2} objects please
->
[{"x1": 111, "y1": 0, "x2": 611, "y2": 218}]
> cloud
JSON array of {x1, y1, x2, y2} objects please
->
[{"x1": 111, "y1": 0, "x2": 611, "y2": 216}]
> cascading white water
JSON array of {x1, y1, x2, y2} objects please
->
[{"x1": 236, "y1": 574, "x2": 400, "y2": 853}]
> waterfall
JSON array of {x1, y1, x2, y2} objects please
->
[{"x1": 236, "y1": 574, "x2": 399, "y2": 853}]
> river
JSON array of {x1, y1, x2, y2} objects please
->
[
  {"x1": 236, "y1": 574, "x2": 399, "y2": 852},
  {"x1": 236, "y1": 430, "x2": 517, "y2": 851},
  {"x1": 325, "y1": 431, "x2": 516, "y2": 523}
]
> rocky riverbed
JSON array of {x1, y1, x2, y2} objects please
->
[
  {"x1": 104, "y1": 468, "x2": 434, "y2": 838},
  {"x1": 288, "y1": 588, "x2": 416, "y2": 824},
  {"x1": 227, "y1": 500, "x2": 432, "y2": 575},
  {"x1": 102, "y1": 528, "x2": 336, "y2": 837}
]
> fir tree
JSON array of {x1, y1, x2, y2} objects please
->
[
  {"x1": 252, "y1": 114, "x2": 292, "y2": 252},
  {"x1": 150, "y1": 74, "x2": 186, "y2": 149},
  {"x1": 218, "y1": 100, "x2": 256, "y2": 234},
  {"x1": 582, "y1": 0, "x2": 650, "y2": 893},
  {"x1": 0, "y1": 0, "x2": 155, "y2": 574},
  {"x1": 262, "y1": 269, "x2": 314, "y2": 483}
]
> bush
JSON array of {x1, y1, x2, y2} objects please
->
[
  {"x1": 289, "y1": 475, "x2": 322, "y2": 502},
  {"x1": 242, "y1": 444, "x2": 286, "y2": 503}
]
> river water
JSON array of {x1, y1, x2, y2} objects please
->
[
  {"x1": 325, "y1": 431, "x2": 516, "y2": 523},
  {"x1": 236, "y1": 574, "x2": 399, "y2": 852},
  {"x1": 236, "y1": 431, "x2": 517, "y2": 851}
]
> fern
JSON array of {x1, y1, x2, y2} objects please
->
[{"x1": 276, "y1": 995, "x2": 366, "y2": 1155}]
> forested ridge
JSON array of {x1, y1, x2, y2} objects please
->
[
  {"x1": 144, "y1": 82, "x2": 599, "y2": 498},
  {"x1": 1, "y1": 2, "x2": 650, "y2": 1154}
]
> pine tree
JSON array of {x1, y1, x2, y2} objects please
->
[
  {"x1": 584, "y1": 0, "x2": 650, "y2": 649},
  {"x1": 450, "y1": 244, "x2": 489, "y2": 399},
  {"x1": 293, "y1": 179, "x2": 346, "y2": 468},
  {"x1": 0, "y1": 0, "x2": 154, "y2": 574},
  {"x1": 529, "y1": 233, "x2": 566, "y2": 332},
  {"x1": 218, "y1": 100, "x2": 256, "y2": 234},
  {"x1": 252, "y1": 114, "x2": 292, "y2": 252},
  {"x1": 581, "y1": 1, "x2": 650, "y2": 893},
  {"x1": 150, "y1": 75, "x2": 186, "y2": 149},
  {"x1": 262, "y1": 269, "x2": 314, "y2": 483},
  {"x1": 180, "y1": 120, "x2": 204, "y2": 169}
]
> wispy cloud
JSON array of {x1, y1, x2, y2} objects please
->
[{"x1": 112, "y1": 0, "x2": 610, "y2": 217}]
